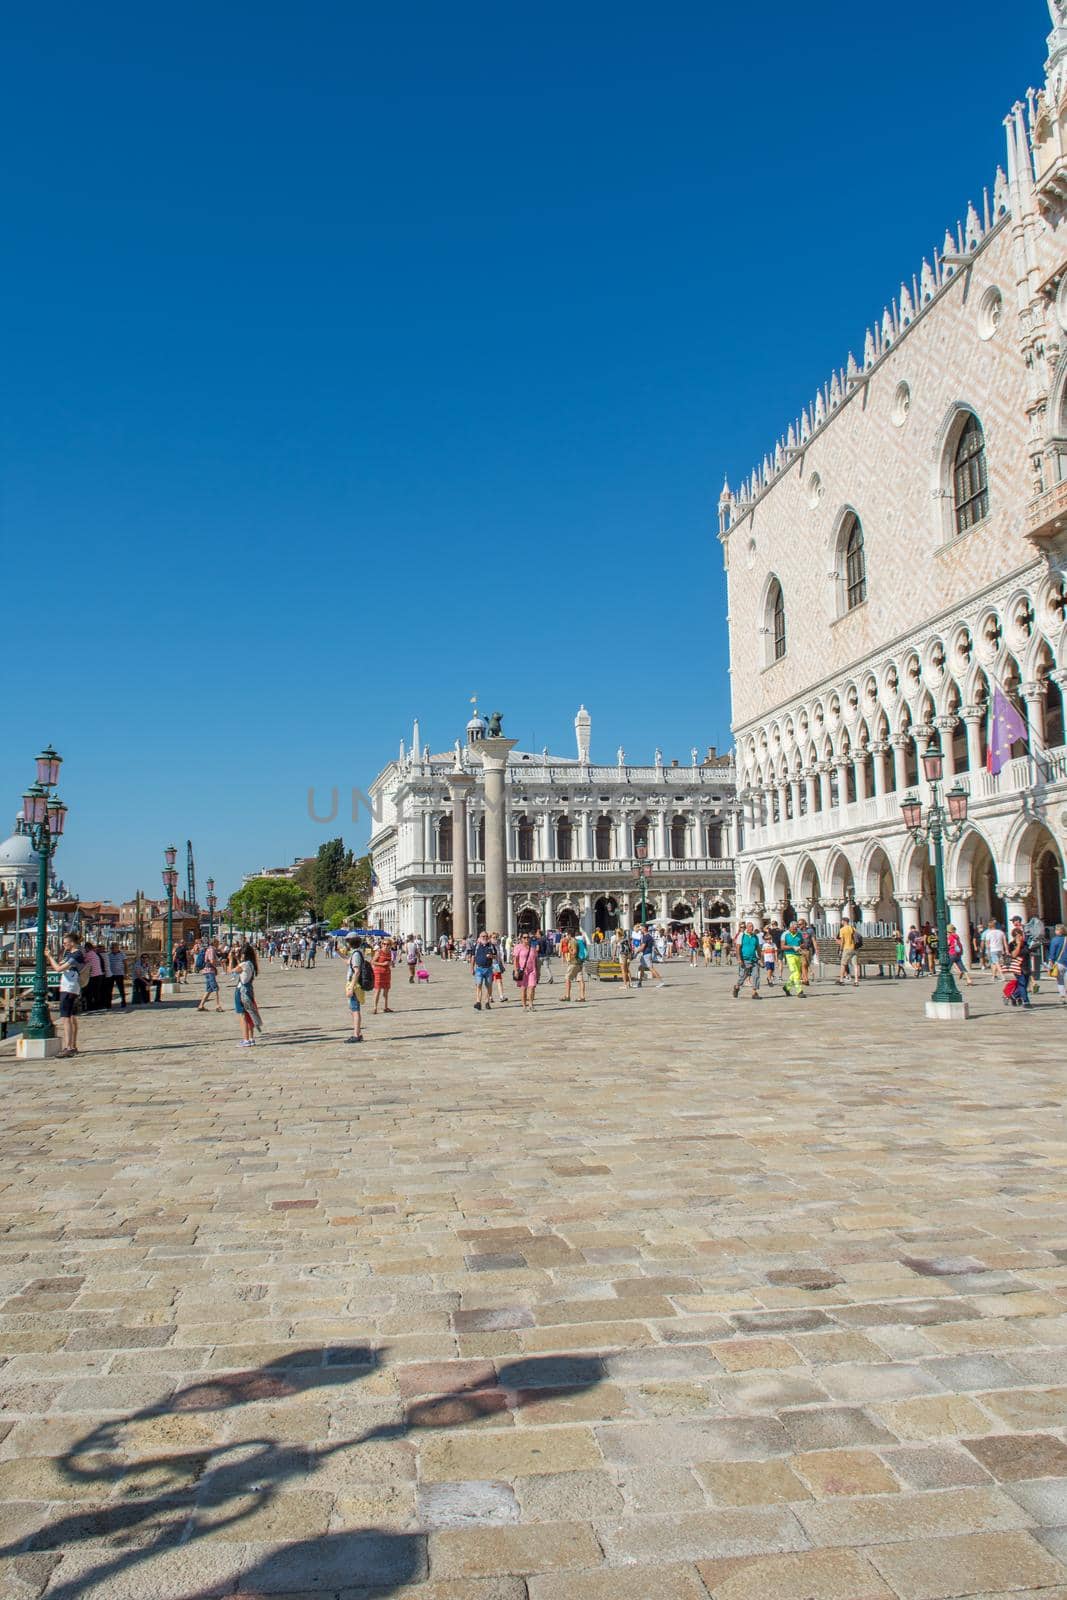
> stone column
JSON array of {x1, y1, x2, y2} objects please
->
[
  {"x1": 789, "y1": 777, "x2": 802, "y2": 819},
  {"x1": 422, "y1": 811, "x2": 432, "y2": 863},
  {"x1": 895, "y1": 893, "x2": 920, "y2": 934},
  {"x1": 620, "y1": 811, "x2": 633, "y2": 859},
  {"x1": 853, "y1": 756, "x2": 868, "y2": 803},
  {"x1": 803, "y1": 769, "x2": 818, "y2": 816},
  {"x1": 962, "y1": 707, "x2": 984, "y2": 773},
  {"x1": 655, "y1": 811, "x2": 669, "y2": 860},
  {"x1": 823, "y1": 900, "x2": 843, "y2": 934},
  {"x1": 818, "y1": 764, "x2": 832, "y2": 812},
  {"x1": 543, "y1": 892, "x2": 554, "y2": 932},
  {"x1": 870, "y1": 741, "x2": 887, "y2": 797},
  {"x1": 997, "y1": 883, "x2": 1031, "y2": 925},
  {"x1": 890, "y1": 736, "x2": 909, "y2": 793},
  {"x1": 423, "y1": 897, "x2": 435, "y2": 947},
  {"x1": 446, "y1": 772, "x2": 475, "y2": 943},
  {"x1": 507, "y1": 897, "x2": 517, "y2": 938},
  {"x1": 581, "y1": 892, "x2": 595, "y2": 940},
  {"x1": 937, "y1": 717, "x2": 958, "y2": 781},
  {"x1": 1022, "y1": 681, "x2": 1046, "y2": 747},
  {"x1": 476, "y1": 738, "x2": 517, "y2": 938},
  {"x1": 947, "y1": 899, "x2": 972, "y2": 966},
  {"x1": 579, "y1": 810, "x2": 593, "y2": 861},
  {"x1": 543, "y1": 810, "x2": 555, "y2": 862}
]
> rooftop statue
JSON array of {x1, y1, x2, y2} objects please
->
[
  {"x1": 1052, "y1": 0, "x2": 1066, "y2": 26},
  {"x1": 487, "y1": 711, "x2": 504, "y2": 738}
]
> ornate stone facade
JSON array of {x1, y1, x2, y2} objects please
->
[
  {"x1": 719, "y1": 11, "x2": 1067, "y2": 949},
  {"x1": 367, "y1": 709, "x2": 736, "y2": 941}
]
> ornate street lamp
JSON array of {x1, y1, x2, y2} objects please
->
[
  {"x1": 161, "y1": 847, "x2": 178, "y2": 982},
  {"x1": 18, "y1": 749, "x2": 66, "y2": 1058},
  {"x1": 632, "y1": 844, "x2": 650, "y2": 925},
  {"x1": 206, "y1": 877, "x2": 217, "y2": 942},
  {"x1": 900, "y1": 745, "x2": 970, "y2": 1018}
]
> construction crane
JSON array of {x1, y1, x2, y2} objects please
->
[{"x1": 186, "y1": 840, "x2": 197, "y2": 912}]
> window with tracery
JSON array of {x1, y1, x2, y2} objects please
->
[
  {"x1": 844, "y1": 516, "x2": 866, "y2": 610},
  {"x1": 954, "y1": 414, "x2": 989, "y2": 534}
]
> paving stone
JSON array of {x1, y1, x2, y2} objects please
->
[
  {"x1": 527, "y1": 1564, "x2": 709, "y2": 1599},
  {"x1": 514, "y1": 1469, "x2": 623, "y2": 1522},
  {"x1": 430, "y1": 1520, "x2": 601, "y2": 1576},
  {"x1": 597, "y1": 1417, "x2": 791, "y2": 1465},
  {"x1": 865, "y1": 1530, "x2": 1067, "y2": 1598},
  {"x1": 418, "y1": 1426, "x2": 600, "y2": 1481},
  {"x1": 696, "y1": 1459, "x2": 811, "y2": 1506},
  {"x1": 1006, "y1": 1478, "x2": 1067, "y2": 1525},
  {"x1": 696, "y1": 1548, "x2": 895, "y2": 1598},
  {"x1": 962, "y1": 1432, "x2": 1067, "y2": 1480},
  {"x1": 713, "y1": 1339, "x2": 800, "y2": 1371},
  {"x1": 794, "y1": 1485, "x2": 1033, "y2": 1547},
  {"x1": 598, "y1": 1506, "x2": 807, "y2": 1563},
  {"x1": 874, "y1": 1394, "x2": 994, "y2": 1439},
  {"x1": 883, "y1": 1444, "x2": 993, "y2": 1490},
  {"x1": 778, "y1": 1405, "x2": 896, "y2": 1451},
  {"x1": 417, "y1": 1481, "x2": 520, "y2": 1528},
  {"x1": 790, "y1": 1448, "x2": 900, "y2": 1497}
]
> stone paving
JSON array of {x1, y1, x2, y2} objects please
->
[{"x1": 0, "y1": 955, "x2": 1065, "y2": 1598}]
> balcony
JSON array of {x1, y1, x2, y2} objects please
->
[
  {"x1": 395, "y1": 857, "x2": 734, "y2": 883},
  {"x1": 1026, "y1": 479, "x2": 1067, "y2": 542}
]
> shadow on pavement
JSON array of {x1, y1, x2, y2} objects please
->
[{"x1": 6, "y1": 1347, "x2": 605, "y2": 1598}]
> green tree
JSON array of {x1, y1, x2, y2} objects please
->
[
  {"x1": 229, "y1": 877, "x2": 309, "y2": 930},
  {"x1": 312, "y1": 838, "x2": 348, "y2": 915},
  {"x1": 343, "y1": 851, "x2": 373, "y2": 912},
  {"x1": 322, "y1": 891, "x2": 360, "y2": 928}
]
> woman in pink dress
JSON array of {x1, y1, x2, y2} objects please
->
[{"x1": 512, "y1": 933, "x2": 541, "y2": 1011}]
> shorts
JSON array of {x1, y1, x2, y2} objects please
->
[
  {"x1": 474, "y1": 968, "x2": 492, "y2": 987},
  {"x1": 348, "y1": 991, "x2": 363, "y2": 1012},
  {"x1": 204, "y1": 972, "x2": 219, "y2": 993},
  {"x1": 840, "y1": 950, "x2": 856, "y2": 970},
  {"x1": 59, "y1": 993, "x2": 77, "y2": 1019},
  {"x1": 567, "y1": 960, "x2": 584, "y2": 980}
]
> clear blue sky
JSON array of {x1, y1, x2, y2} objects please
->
[{"x1": 2, "y1": 0, "x2": 1047, "y2": 903}]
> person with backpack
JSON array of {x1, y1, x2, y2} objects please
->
[
  {"x1": 343, "y1": 939, "x2": 370, "y2": 1042},
  {"x1": 560, "y1": 930, "x2": 586, "y2": 1002},
  {"x1": 1006, "y1": 926, "x2": 1033, "y2": 1009},
  {"x1": 46, "y1": 933, "x2": 86, "y2": 1057},
  {"x1": 835, "y1": 918, "x2": 861, "y2": 987},
  {"x1": 733, "y1": 922, "x2": 762, "y2": 999},
  {"x1": 512, "y1": 932, "x2": 541, "y2": 1010},
  {"x1": 634, "y1": 923, "x2": 665, "y2": 989}
]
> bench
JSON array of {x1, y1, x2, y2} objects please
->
[{"x1": 813, "y1": 937, "x2": 900, "y2": 979}]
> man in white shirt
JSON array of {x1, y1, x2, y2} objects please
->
[
  {"x1": 981, "y1": 919, "x2": 1008, "y2": 977},
  {"x1": 45, "y1": 934, "x2": 85, "y2": 1057}
]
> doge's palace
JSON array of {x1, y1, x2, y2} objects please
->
[{"x1": 720, "y1": 5, "x2": 1067, "y2": 953}]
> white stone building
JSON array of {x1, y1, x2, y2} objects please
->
[
  {"x1": 719, "y1": 5, "x2": 1067, "y2": 948},
  {"x1": 367, "y1": 708, "x2": 736, "y2": 942}
]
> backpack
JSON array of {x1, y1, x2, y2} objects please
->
[
  {"x1": 78, "y1": 959, "x2": 91, "y2": 991},
  {"x1": 854, "y1": 933, "x2": 864, "y2": 951},
  {"x1": 194, "y1": 949, "x2": 206, "y2": 972}
]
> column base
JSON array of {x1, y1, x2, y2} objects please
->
[
  {"x1": 16, "y1": 1035, "x2": 61, "y2": 1059},
  {"x1": 925, "y1": 999, "x2": 970, "y2": 1022},
  {"x1": 159, "y1": 982, "x2": 177, "y2": 997}
]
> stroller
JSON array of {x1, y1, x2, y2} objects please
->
[{"x1": 1003, "y1": 977, "x2": 1020, "y2": 1007}]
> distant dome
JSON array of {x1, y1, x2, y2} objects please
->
[
  {"x1": 0, "y1": 828, "x2": 37, "y2": 872},
  {"x1": 466, "y1": 708, "x2": 487, "y2": 745}
]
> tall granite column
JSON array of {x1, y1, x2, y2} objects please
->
[
  {"x1": 476, "y1": 737, "x2": 517, "y2": 936},
  {"x1": 446, "y1": 770, "x2": 475, "y2": 942}
]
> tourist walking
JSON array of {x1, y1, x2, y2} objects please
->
[
  {"x1": 1006, "y1": 926, "x2": 1033, "y2": 1009},
  {"x1": 835, "y1": 918, "x2": 860, "y2": 987},
  {"x1": 733, "y1": 922, "x2": 762, "y2": 999},
  {"x1": 470, "y1": 931, "x2": 495, "y2": 1010},
  {"x1": 781, "y1": 921, "x2": 806, "y2": 997},
  {"x1": 1025, "y1": 912, "x2": 1046, "y2": 993},
  {"x1": 371, "y1": 941, "x2": 394, "y2": 1014},
  {"x1": 197, "y1": 938, "x2": 223, "y2": 1012},
  {"x1": 234, "y1": 944, "x2": 263, "y2": 1044},
  {"x1": 405, "y1": 935, "x2": 421, "y2": 983},
  {"x1": 634, "y1": 924, "x2": 665, "y2": 988},
  {"x1": 946, "y1": 923, "x2": 974, "y2": 987},
  {"x1": 490, "y1": 933, "x2": 509, "y2": 1004},
  {"x1": 512, "y1": 932, "x2": 540, "y2": 1010},
  {"x1": 45, "y1": 933, "x2": 86, "y2": 1057},
  {"x1": 561, "y1": 929, "x2": 587, "y2": 1002},
  {"x1": 107, "y1": 943, "x2": 127, "y2": 1008},
  {"x1": 1047, "y1": 922, "x2": 1067, "y2": 1004},
  {"x1": 344, "y1": 939, "x2": 371, "y2": 1042}
]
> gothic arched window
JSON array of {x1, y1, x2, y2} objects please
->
[
  {"x1": 769, "y1": 578, "x2": 786, "y2": 661},
  {"x1": 953, "y1": 413, "x2": 989, "y2": 534},
  {"x1": 844, "y1": 516, "x2": 866, "y2": 610},
  {"x1": 556, "y1": 816, "x2": 573, "y2": 861}
]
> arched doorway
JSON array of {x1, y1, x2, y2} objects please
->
[
  {"x1": 670, "y1": 901, "x2": 694, "y2": 929},
  {"x1": 435, "y1": 905, "x2": 452, "y2": 940},
  {"x1": 594, "y1": 895, "x2": 619, "y2": 933},
  {"x1": 517, "y1": 906, "x2": 540, "y2": 935},
  {"x1": 1036, "y1": 846, "x2": 1064, "y2": 923},
  {"x1": 556, "y1": 906, "x2": 579, "y2": 935},
  {"x1": 473, "y1": 898, "x2": 487, "y2": 933}
]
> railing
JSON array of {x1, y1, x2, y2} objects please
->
[
  {"x1": 1026, "y1": 479, "x2": 1067, "y2": 540},
  {"x1": 396, "y1": 857, "x2": 735, "y2": 880}
]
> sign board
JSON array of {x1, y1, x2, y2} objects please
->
[{"x1": 0, "y1": 974, "x2": 60, "y2": 990}]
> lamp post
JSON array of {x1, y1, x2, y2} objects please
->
[
  {"x1": 537, "y1": 874, "x2": 547, "y2": 935},
  {"x1": 206, "y1": 878, "x2": 216, "y2": 942},
  {"x1": 632, "y1": 844, "x2": 650, "y2": 925},
  {"x1": 17, "y1": 747, "x2": 67, "y2": 1060},
  {"x1": 161, "y1": 846, "x2": 178, "y2": 988},
  {"x1": 900, "y1": 746, "x2": 970, "y2": 1021}
]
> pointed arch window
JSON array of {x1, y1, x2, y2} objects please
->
[
  {"x1": 844, "y1": 515, "x2": 866, "y2": 610},
  {"x1": 769, "y1": 579, "x2": 786, "y2": 661},
  {"x1": 954, "y1": 413, "x2": 989, "y2": 534}
]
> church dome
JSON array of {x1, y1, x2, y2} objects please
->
[
  {"x1": 466, "y1": 708, "x2": 487, "y2": 744},
  {"x1": 0, "y1": 826, "x2": 37, "y2": 873}
]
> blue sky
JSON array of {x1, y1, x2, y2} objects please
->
[{"x1": 2, "y1": 1, "x2": 1048, "y2": 902}]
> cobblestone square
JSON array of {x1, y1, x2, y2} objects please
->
[{"x1": 0, "y1": 959, "x2": 1066, "y2": 1598}]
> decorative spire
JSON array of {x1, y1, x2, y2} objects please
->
[
  {"x1": 574, "y1": 704, "x2": 592, "y2": 765},
  {"x1": 412, "y1": 718, "x2": 422, "y2": 761}
]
